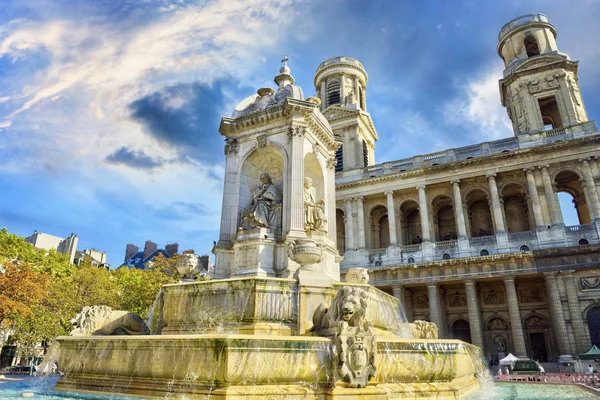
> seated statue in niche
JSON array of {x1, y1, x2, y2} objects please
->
[
  {"x1": 304, "y1": 177, "x2": 327, "y2": 232},
  {"x1": 240, "y1": 172, "x2": 282, "y2": 230}
]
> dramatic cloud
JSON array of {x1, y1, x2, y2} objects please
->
[
  {"x1": 129, "y1": 82, "x2": 226, "y2": 163},
  {"x1": 104, "y1": 147, "x2": 164, "y2": 170}
]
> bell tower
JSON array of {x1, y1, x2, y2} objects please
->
[
  {"x1": 498, "y1": 14, "x2": 588, "y2": 136},
  {"x1": 314, "y1": 57, "x2": 378, "y2": 172}
]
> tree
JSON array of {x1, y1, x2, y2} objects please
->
[
  {"x1": 0, "y1": 262, "x2": 49, "y2": 329},
  {"x1": 112, "y1": 267, "x2": 177, "y2": 319}
]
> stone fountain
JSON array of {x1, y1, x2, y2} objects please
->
[{"x1": 49, "y1": 58, "x2": 488, "y2": 399}]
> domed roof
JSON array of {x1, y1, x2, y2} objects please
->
[{"x1": 232, "y1": 56, "x2": 304, "y2": 118}]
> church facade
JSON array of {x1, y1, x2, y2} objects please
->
[
  {"x1": 326, "y1": 14, "x2": 600, "y2": 362},
  {"x1": 214, "y1": 13, "x2": 600, "y2": 364}
]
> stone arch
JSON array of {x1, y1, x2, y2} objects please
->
[
  {"x1": 485, "y1": 315, "x2": 511, "y2": 359},
  {"x1": 554, "y1": 169, "x2": 590, "y2": 224},
  {"x1": 486, "y1": 315, "x2": 510, "y2": 331},
  {"x1": 524, "y1": 34, "x2": 540, "y2": 57},
  {"x1": 465, "y1": 189, "x2": 494, "y2": 237},
  {"x1": 523, "y1": 313, "x2": 551, "y2": 362},
  {"x1": 587, "y1": 307, "x2": 600, "y2": 347},
  {"x1": 238, "y1": 145, "x2": 285, "y2": 233},
  {"x1": 369, "y1": 204, "x2": 389, "y2": 249},
  {"x1": 336, "y1": 208, "x2": 345, "y2": 255},
  {"x1": 431, "y1": 195, "x2": 456, "y2": 241},
  {"x1": 451, "y1": 318, "x2": 472, "y2": 344},
  {"x1": 400, "y1": 199, "x2": 421, "y2": 245},
  {"x1": 501, "y1": 183, "x2": 531, "y2": 233}
]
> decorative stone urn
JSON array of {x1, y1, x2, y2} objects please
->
[{"x1": 287, "y1": 238, "x2": 323, "y2": 270}]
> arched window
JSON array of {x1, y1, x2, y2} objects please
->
[
  {"x1": 556, "y1": 171, "x2": 589, "y2": 225},
  {"x1": 579, "y1": 238, "x2": 589, "y2": 246},
  {"x1": 480, "y1": 249, "x2": 489, "y2": 256},
  {"x1": 520, "y1": 245, "x2": 530, "y2": 252},
  {"x1": 327, "y1": 80, "x2": 341, "y2": 107},
  {"x1": 407, "y1": 257, "x2": 415, "y2": 264},
  {"x1": 587, "y1": 307, "x2": 600, "y2": 347},
  {"x1": 442, "y1": 253, "x2": 451, "y2": 260},
  {"x1": 524, "y1": 35, "x2": 540, "y2": 57},
  {"x1": 452, "y1": 319, "x2": 472, "y2": 343}
]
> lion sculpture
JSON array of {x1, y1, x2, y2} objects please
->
[
  {"x1": 345, "y1": 268, "x2": 369, "y2": 284},
  {"x1": 312, "y1": 286, "x2": 372, "y2": 334},
  {"x1": 410, "y1": 320, "x2": 439, "y2": 339},
  {"x1": 69, "y1": 305, "x2": 150, "y2": 336}
]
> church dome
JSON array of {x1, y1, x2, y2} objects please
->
[{"x1": 232, "y1": 56, "x2": 304, "y2": 118}]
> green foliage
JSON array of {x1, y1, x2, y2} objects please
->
[{"x1": 0, "y1": 228, "x2": 178, "y2": 348}]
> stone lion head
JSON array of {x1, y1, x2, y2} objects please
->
[
  {"x1": 345, "y1": 268, "x2": 369, "y2": 284},
  {"x1": 332, "y1": 286, "x2": 369, "y2": 327},
  {"x1": 69, "y1": 305, "x2": 113, "y2": 336}
]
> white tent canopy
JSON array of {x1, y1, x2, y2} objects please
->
[{"x1": 499, "y1": 353, "x2": 519, "y2": 366}]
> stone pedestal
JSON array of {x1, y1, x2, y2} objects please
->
[{"x1": 231, "y1": 228, "x2": 277, "y2": 277}]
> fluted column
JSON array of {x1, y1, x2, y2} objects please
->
[
  {"x1": 581, "y1": 159, "x2": 600, "y2": 220},
  {"x1": 344, "y1": 199, "x2": 355, "y2": 250},
  {"x1": 563, "y1": 273, "x2": 589, "y2": 353},
  {"x1": 417, "y1": 185, "x2": 431, "y2": 242},
  {"x1": 464, "y1": 280, "x2": 483, "y2": 349},
  {"x1": 540, "y1": 165, "x2": 563, "y2": 225},
  {"x1": 487, "y1": 172, "x2": 506, "y2": 233},
  {"x1": 289, "y1": 126, "x2": 306, "y2": 233},
  {"x1": 404, "y1": 288, "x2": 413, "y2": 322},
  {"x1": 503, "y1": 277, "x2": 527, "y2": 357},
  {"x1": 544, "y1": 273, "x2": 572, "y2": 357},
  {"x1": 427, "y1": 284, "x2": 444, "y2": 338},
  {"x1": 451, "y1": 179, "x2": 468, "y2": 238},
  {"x1": 356, "y1": 196, "x2": 366, "y2": 249},
  {"x1": 524, "y1": 168, "x2": 545, "y2": 228},
  {"x1": 385, "y1": 191, "x2": 398, "y2": 245}
]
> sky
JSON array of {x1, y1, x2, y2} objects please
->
[{"x1": 0, "y1": 0, "x2": 598, "y2": 267}]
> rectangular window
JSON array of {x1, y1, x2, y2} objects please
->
[
  {"x1": 335, "y1": 146, "x2": 343, "y2": 172},
  {"x1": 538, "y1": 96, "x2": 562, "y2": 130},
  {"x1": 362, "y1": 140, "x2": 369, "y2": 167}
]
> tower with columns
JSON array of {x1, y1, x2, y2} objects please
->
[
  {"x1": 314, "y1": 57, "x2": 378, "y2": 172},
  {"x1": 498, "y1": 14, "x2": 588, "y2": 135},
  {"x1": 326, "y1": 14, "x2": 600, "y2": 364}
]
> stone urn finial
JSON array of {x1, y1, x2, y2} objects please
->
[{"x1": 287, "y1": 238, "x2": 323, "y2": 271}]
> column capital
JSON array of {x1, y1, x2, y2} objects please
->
[
  {"x1": 464, "y1": 279, "x2": 477, "y2": 286},
  {"x1": 354, "y1": 196, "x2": 364, "y2": 203},
  {"x1": 523, "y1": 167, "x2": 535, "y2": 174},
  {"x1": 503, "y1": 276, "x2": 516, "y2": 283},
  {"x1": 579, "y1": 157, "x2": 591, "y2": 164},
  {"x1": 426, "y1": 282, "x2": 438, "y2": 289},
  {"x1": 594, "y1": 154, "x2": 600, "y2": 161},
  {"x1": 537, "y1": 164, "x2": 551, "y2": 170},
  {"x1": 451, "y1": 178, "x2": 460, "y2": 186},
  {"x1": 344, "y1": 197, "x2": 353, "y2": 204},
  {"x1": 543, "y1": 271, "x2": 559, "y2": 279},
  {"x1": 486, "y1": 172, "x2": 498, "y2": 182},
  {"x1": 416, "y1": 184, "x2": 426, "y2": 191},
  {"x1": 384, "y1": 190, "x2": 395, "y2": 197}
]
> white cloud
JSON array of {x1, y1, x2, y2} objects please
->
[{"x1": 442, "y1": 66, "x2": 513, "y2": 141}]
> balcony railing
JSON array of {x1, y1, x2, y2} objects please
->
[
  {"x1": 433, "y1": 240, "x2": 458, "y2": 249},
  {"x1": 400, "y1": 244, "x2": 422, "y2": 252},
  {"x1": 565, "y1": 224, "x2": 594, "y2": 233},
  {"x1": 498, "y1": 14, "x2": 550, "y2": 41}
]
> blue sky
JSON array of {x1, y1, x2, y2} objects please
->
[{"x1": 1, "y1": 0, "x2": 598, "y2": 267}]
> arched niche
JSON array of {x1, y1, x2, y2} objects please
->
[
  {"x1": 502, "y1": 183, "x2": 531, "y2": 233},
  {"x1": 304, "y1": 152, "x2": 325, "y2": 204},
  {"x1": 466, "y1": 189, "x2": 493, "y2": 237},
  {"x1": 336, "y1": 208, "x2": 345, "y2": 254},
  {"x1": 238, "y1": 146, "x2": 285, "y2": 229}
]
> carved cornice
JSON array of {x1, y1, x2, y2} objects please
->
[{"x1": 336, "y1": 135, "x2": 600, "y2": 190}]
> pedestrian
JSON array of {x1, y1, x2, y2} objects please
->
[{"x1": 589, "y1": 364, "x2": 594, "y2": 374}]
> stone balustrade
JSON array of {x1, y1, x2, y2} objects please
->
[
  {"x1": 336, "y1": 121, "x2": 597, "y2": 184},
  {"x1": 340, "y1": 222, "x2": 599, "y2": 269}
]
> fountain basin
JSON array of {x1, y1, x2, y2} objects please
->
[{"x1": 53, "y1": 334, "x2": 483, "y2": 399}]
